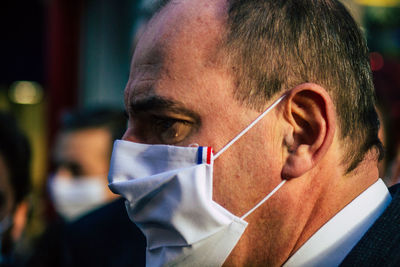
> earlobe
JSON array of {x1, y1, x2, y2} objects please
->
[{"x1": 281, "y1": 83, "x2": 335, "y2": 179}]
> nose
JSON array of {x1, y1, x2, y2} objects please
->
[
  {"x1": 121, "y1": 128, "x2": 141, "y2": 143},
  {"x1": 53, "y1": 167, "x2": 73, "y2": 180}
]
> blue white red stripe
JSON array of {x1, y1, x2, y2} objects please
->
[{"x1": 197, "y1": 147, "x2": 212, "y2": 164}]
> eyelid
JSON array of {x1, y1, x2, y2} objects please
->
[
  {"x1": 152, "y1": 115, "x2": 197, "y2": 144},
  {"x1": 152, "y1": 114, "x2": 195, "y2": 124},
  {"x1": 124, "y1": 99, "x2": 202, "y2": 144},
  {"x1": 127, "y1": 96, "x2": 201, "y2": 125}
]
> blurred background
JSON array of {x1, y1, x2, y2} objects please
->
[
  {"x1": 0, "y1": 0, "x2": 399, "y2": 261},
  {"x1": 0, "y1": 0, "x2": 153, "y2": 262}
]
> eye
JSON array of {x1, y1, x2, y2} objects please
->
[
  {"x1": 153, "y1": 117, "x2": 193, "y2": 144},
  {"x1": 55, "y1": 161, "x2": 83, "y2": 177}
]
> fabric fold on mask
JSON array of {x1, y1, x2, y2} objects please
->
[
  {"x1": 109, "y1": 141, "x2": 247, "y2": 251},
  {"x1": 108, "y1": 140, "x2": 205, "y2": 184}
]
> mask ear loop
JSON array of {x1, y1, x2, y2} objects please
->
[
  {"x1": 213, "y1": 94, "x2": 286, "y2": 160},
  {"x1": 241, "y1": 180, "x2": 286, "y2": 219},
  {"x1": 212, "y1": 94, "x2": 287, "y2": 219}
]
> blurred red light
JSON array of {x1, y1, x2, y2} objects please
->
[{"x1": 370, "y1": 52, "x2": 384, "y2": 71}]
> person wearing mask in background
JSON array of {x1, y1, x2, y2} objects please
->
[
  {"x1": 28, "y1": 107, "x2": 145, "y2": 267},
  {"x1": 0, "y1": 112, "x2": 31, "y2": 266},
  {"x1": 48, "y1": 108, "x2": 126, "y2": 221},
  {"x1": 61, "y1": 107, "x2": 145, "y2": 266},
  {"x1": 108, "y1": 0, "x2": 400, "y2": 266}
]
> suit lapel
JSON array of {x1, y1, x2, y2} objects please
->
[{"x1": 340, "y1": 184, "x2": 400, "y2": 266}]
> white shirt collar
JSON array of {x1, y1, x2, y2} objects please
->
[{"x1": 283, "y1": 179, "x2": 391, "y2": 267}]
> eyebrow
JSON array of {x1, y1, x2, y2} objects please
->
[{"x1": 129, "y1": 95, "x2": 201, "y2": 122}]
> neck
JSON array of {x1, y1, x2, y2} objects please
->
[
  {"x1": 224, "y1": 153, "x2": 380, "y2": 266},
  {"x1": 289, "y1": 154, "x2": 380, "y2": 259}
]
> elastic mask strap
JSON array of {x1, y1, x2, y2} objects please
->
[
  {"x1": 214, "y1": 94, "x2": 286, "y2": 160},
  {"x1": 241, "y1": 180, "x2": 286, "y2": 219}
]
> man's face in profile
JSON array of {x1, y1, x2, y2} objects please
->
[
  {"x1": 116, "y1": 0, "x2": 386, "y2": 265},
  {"x1": 122, "y1": 1, "x2": 289, "y2": 250}
]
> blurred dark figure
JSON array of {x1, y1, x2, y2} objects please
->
[
  {"x1": 0, "y1": 112, "x2": 31, "y2": 267},
  {"x1": 374, "y1": 59, "x2": 400, "y2": 186},
  {"x1": 377, "y1": 103, "x2": 400, "y2": 186},
  {"x1": 28, "y1": 107, "x2": 145, "y2": 267},
  {"x1": 389, "y1": 145, "x2": 400, "y2": 184}
]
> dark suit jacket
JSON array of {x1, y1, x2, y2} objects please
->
[
  {"x1": 340, "y1": 183, "x2": 400, "y2": 266},
  {"x1": 63, "y1": 198, "x2": 146, "y2": 267}
]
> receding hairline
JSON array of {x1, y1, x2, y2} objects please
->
[
  {"x1": 139, "y1": 0, "x2": 230, "y2": 69},
  {"x1": 152, "y1": 0, "x2": 179, "y2": 17}
]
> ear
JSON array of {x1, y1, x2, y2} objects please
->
[{"x1": 281, "y1": 83, "x2": 335, "y2": 179}]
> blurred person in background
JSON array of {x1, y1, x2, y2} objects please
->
[
  {"x1": 48, "y1": 108, "x2": 126, "y2": 221},
  {"x1": 0, "y1": 111, "x2": 31, "y2": 266},
  {"x1": 60, "y1": 107, "x2": 145, "y2": 267},
  {"x1": 30, "y1": 1, "x2": 162, "y2": 265},
  {"x1": 28, "y1": 107, "x2": 145, "y2": 266},
  {"x1": 56, "y1": 2, "x2": 164, "y2": 265}
]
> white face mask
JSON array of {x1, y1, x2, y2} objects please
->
[
  {"x1": 49, "y1": 176, "x2": 106, "y2": 221},
  {"x1": 108, "y1": 95, "x2": 286, "y2": 267}
]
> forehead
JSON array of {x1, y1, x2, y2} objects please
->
[
  {"x1": 55, "y1": 128, "x2": 111, "y2": 159},
  {"x1": 126, "y1": 0, "x2": 229, "y2": 102},
  {"x1": 134, "y1": 0, "x2": 227, "y2": 61}
]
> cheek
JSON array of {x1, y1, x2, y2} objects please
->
[
  {"x1": 211, "y1": 134, "x2": 282, "y2": 217},
  {"x1": 213, "y1": 146, "x2": 280, "y2": 216}
]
